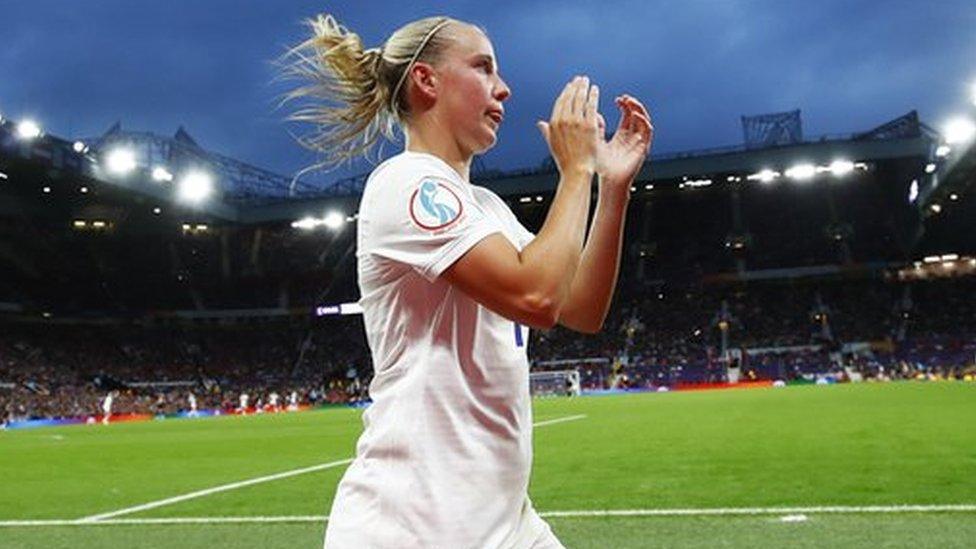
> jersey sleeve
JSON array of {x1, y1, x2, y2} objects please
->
[{"x1": 365, "y1": 168, "x2": 501, "y2": 282}]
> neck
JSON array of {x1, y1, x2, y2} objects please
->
[{"x1": 404, "y1": 116, "x2": 472, "y2": 182}]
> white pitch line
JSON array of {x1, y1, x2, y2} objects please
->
[
  {"x1": 3, "y1": 505, "x2": 975, "y2": 528},
  {"x1": 74, "y1": 414, "x2": 588, "y2": 523},
  {"x1": 76, "y1": 458, "x2": 353, "y2": 523},
  {"x1": 533, "y1": 414, "x2": 587, "y2": 427}
]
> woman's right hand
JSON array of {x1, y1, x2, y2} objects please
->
[{"x1": 537, "y1": 76, "x2": 601, "y2": 180}]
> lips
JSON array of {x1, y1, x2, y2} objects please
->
[{"x1": 486, "y1": 110, "x2": 504, "y2": 125}]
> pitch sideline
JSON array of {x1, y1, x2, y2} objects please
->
[
  {"x1": 71, "y1": 413, "x2": 588, "y2": 523},
  {"x1": 2, "y1": 504, "x2": 976, "y2": 528}
]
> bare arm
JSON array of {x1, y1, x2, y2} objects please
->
[
  {"x1": 558, "y1": 95, "x2": 654, "y2": 333},
  {"x1": 556, "y1": 182, "x2": 630, "y2": 333}
]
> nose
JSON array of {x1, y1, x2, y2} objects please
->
[{"x1": 494, "y1": 75, "x2": 511, "y2": 102}]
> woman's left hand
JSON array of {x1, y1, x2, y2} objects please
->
[{"x1": 596, "y1": 94, "x2": 654, "y2": 190}]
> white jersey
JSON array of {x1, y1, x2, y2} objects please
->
[
  {"x1": 102, "y1": 395, "x2": 113, "y2": 413},
  {"x1": 325, "y1": 151, "x2": 554, "y2": 548}
]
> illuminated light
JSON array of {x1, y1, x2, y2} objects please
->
[
  {"x1": 644, "y1": 184, "x2": 654, "y2": 190},
  {"x1": 292, "y1": 217, "x2": 317, "y2": 230},
  {"x1": 519, "y1": 196, "x2": 532, "y2": 203},
  {"x1": 854, "y1": 162, "x2": 869, "y2": 171},
  {"x1": 942, "y1": 117, "x2": 976, "y2": 145},
  {"x1": 105, "y1": 148, "x2": 137, "y2": 175},
  {"x1": 929, "y1": 203, "x2": 942, "y2": 214},
  {"x1": 73, "y1": 141, "x2": 87, "y2": 153},
  {"x1": 177, "y1": 171, "x2": 213, "y2": 203},
  {"x1": 0, "y1": 171, "x2": 7, "y2": 180},
  {"x1": 42, "y1": 186, "x2": 51, "y2": 193},
  {"x1": 747, "y1": 169, "x2": 780, "y2": 183},
  {"x1": 152, "y1": 207, "x2": 162, "y2": 215},
  {"x1": 92, "y1": 220, "x2": 107, "y2": 228},
  {"x1": 923, "y1": 255, "x2": 940, "y2": 263},
  {"x1": 925, "y1": 163, "x2": 937, "y2": 174},
  {"x1": 42, "y1": 312, "x2": 52, "y2": 319},
  {"x1": 80, "y1": 186, "x2": 88, "y2": 194},
  {"x1": 535, "y1": 195, "x2": 544, "y2": 202},
  {"x1": 785, "y1": 163, "x2": 817, "y2": 181},
  {"x1": 935, "y1": 145, "x2": 951, "y2": 157},
  {"x1": 941, "y1": 253, "x2": 958, "y2": 261},
  {"x1": 323, "y1": 211, "x2": 345, "y2": 230},
  {"x1": 181, "y1": 223, "x2": 191, "y2": 231},
  {"x1": 683, "y1": 178, "x2": 713, "y2": 188},
  {"x1": 73, "y1": 220, "x2": 87, "y2": 228},
  {"x1": 630, "y1": 186, "x2": 637, "y2": 192},
  {"x1": 828, "y1": 160, "x2": 855, "y2": 177},
  {"x1": 195, "y1": 224, "x2": 208, "y2": 231},
  {"x1": 949, "y1": 193, "x2": 959, "y2": 201},
  {"x1": 16, "y1": 120, "x2": 42, "y2": 140},
  {"x1": 727, "y1": 176, "x2": 736, "y2": 182},
  {"x1": 908, "y1": 180, "x2": 919, "y2": 203},
  {"x1": 152, "y1": 166, "x2": 174, "y2": 182}
]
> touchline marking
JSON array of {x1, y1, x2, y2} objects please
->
[
  {"x1": 2, "y1": 505, "x2": 975, "y2": 528},
  {"x1": 73, "y1": 414, "x2": 588, "y2": 523},
  {"x1": 75, "y1": 458, "x2": 354, "y2": 523}
]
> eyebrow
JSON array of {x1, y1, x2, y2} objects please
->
[{"x1": 472, "y1": 54, "x2": 496, "y2": 69}]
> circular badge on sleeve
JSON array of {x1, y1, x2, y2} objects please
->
[{"x1": 409, "y1": 178, "x2": 464, "y2": 231}]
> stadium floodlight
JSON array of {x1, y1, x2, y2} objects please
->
[
  {"x1": 152, "y1": 207, "x2": 162, "y2": 215},
  {"x1": 323, "y1": 211, "x2": 345, "y2": 230},
  {"x1": 942, "y1": 117, "x2": 976, "y2": 145},
  {"x1": 645, "y1": 184, "x2": 654, "y2": 190},
  {"x1": 907, "y1": 179, "x2": 919, "y2": 203},
  {"x1": 73, "y1": 220, "x2": 87, "y2": 229},
  {"x1": 949, "y1": 193, "x2": 959, "y2": 201},
  {"x1": 152, "y1": 166, "x2": 174, "y2": 182},
  {"x1": 925, "y1": 163, "x2": 937, "y2": 174},
  {"x1": 177, "y1": 171, "x2": 214, "y2": 203},
  {"x1": 80, "y1": 186, "x2": 88, "y2": 194},
  {"x1": 747, "y1": 169, "x2": 780, "y2": 183},
  {"x1": 72, "y1": 141, "x2": 88, "y2": 153},
  {"x1": 0, "y1": 171, "x2": 7, "y2": 180},
  {"x1": 291, "y1": 216, "x2": 317, "y2": 230},
  {"x1": 929, "y1": 203, "x2": 942, "y2": 214},
  {"x1": 17, "y1": 120, "x2": 42, "y2": 140},
  {"x1": 105, "y1": 148, "x2": 137, "y2": 175},
  {"x1": 519, "y1": 196, "x2": 532, "y2": 203},
  {"x1": 935, "y1": 145, "x2": 951, "y2": 157},
  {"x1": 828, "y1": 160, "x2": 855, "y2": 177},
  {"x1": 785, "y1": 163, "x2": 817, "y2": 181},
  {"x1": 42, "y1": 186, "x2": 51, "y2": 193}
]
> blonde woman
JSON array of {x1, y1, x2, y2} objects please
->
[{"x1": 282, "y1": 14, "x2": 653, "y2": 548}]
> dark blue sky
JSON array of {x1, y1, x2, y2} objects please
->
[{"x1": 3, "y1": 0, "x2": 975, "y2": 186}]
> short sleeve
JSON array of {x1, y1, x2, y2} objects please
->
[{"x1": 363, "y1": 167, "x2": 501, "y2": 282}]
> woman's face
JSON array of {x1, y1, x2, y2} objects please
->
[{"x1": 434, "y1": 25, "x2": 511, "y2": 156}]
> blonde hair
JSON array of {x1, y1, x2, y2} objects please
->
[{"x1": 276, "y1": 14, "x2": 460, "y2": 174}]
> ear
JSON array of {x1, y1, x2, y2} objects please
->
[{"x1": 409, "y1": 62, "x2": 438, "y2": 103}]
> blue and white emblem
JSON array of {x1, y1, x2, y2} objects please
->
[{"x1": 409, "y1": 178, "x2": 463, "y2": 230}]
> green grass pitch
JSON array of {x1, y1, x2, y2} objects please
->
[{"x1": 2, "y1": 382, "x2": 975, "y2": 548}]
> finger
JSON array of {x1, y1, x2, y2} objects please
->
[
  {"x1": 585, "y1": 83, "x2": 599, "y2": 122},
  {"x1": 629, "y1": 112, "x2": 653, "y2": 143},
  {"x1": 552, "y1": 77, "x2": 577, "y2": 122},
  {"x1": 571, "y1": 76, "x2": 589, "y2": 117},
  {"x1": 536, "y1": 120, "x2": 551, "y2": 145},
  {"x1": 623, "y1": 95, "x2": 652, "y2": 126},
  {"x1": 596, "y1": 112, "x2": 606, "y2": 135}
]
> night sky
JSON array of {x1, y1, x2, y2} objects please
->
[{"x1": 3, "y1": 0, "x2": 975, "y2": 186}]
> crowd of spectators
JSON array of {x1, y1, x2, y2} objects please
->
[{"x1": 3, "y1": 275, "x2": 974, "y2": 425}]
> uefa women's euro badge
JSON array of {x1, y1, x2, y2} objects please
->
[{"x1": 409, "y1": 178, "x2": 464, "y2": 231}]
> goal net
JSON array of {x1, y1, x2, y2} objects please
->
[{"x1": 529, "y1": 369, "x2": 581, "y2": 397}]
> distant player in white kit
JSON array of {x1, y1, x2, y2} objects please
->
[
  {"x1": 237, "y1": 392, "x2": 249, "y2": 415},
  {"x1": 187, "y1": 392, "x2": 198, "y2": 417},
  {"x1": 101, "y1": 391, "x2": 114, "y2": 425},
  {"x1": 287, "y1": 390, "x2": 299, "y2": 412},
  {"x1": 268, "y1": 391, "x2": 280, "y2": 412},
  {"x1": 283, "y1": 13, "x2": 652, "y2": 548}
]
